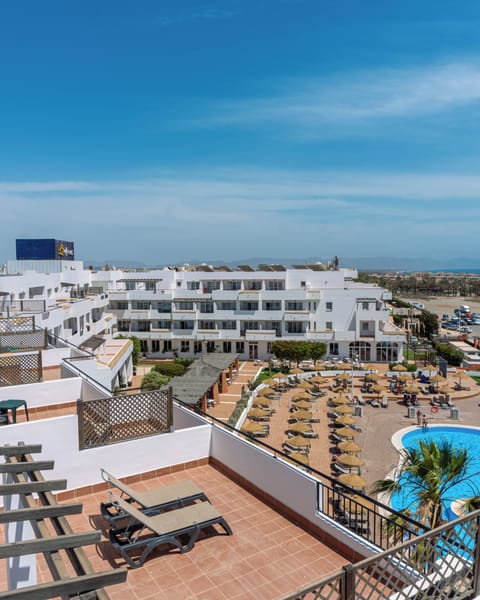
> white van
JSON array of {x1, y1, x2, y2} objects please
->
[{"x1": 410, "y1": 302, "x2": 425, "y2": 310}]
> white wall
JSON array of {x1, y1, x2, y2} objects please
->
[
  {"x1": 0, "y1": 415, "x2": 212, "y2": 498},
  {"x1": 41, "y1": 347, "x2": 71, "y2": 368},
  {"x1": 0, "y1": 377, "x2": 82, "y2": 407}
]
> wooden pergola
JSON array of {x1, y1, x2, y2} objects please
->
[{"x1": 0, "y1": 442, "x2": 127, "y2": 599}]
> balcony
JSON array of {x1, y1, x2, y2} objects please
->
[
  {"x1": 306, "y1": 331, "x2": 334, "y2": 341},
  {"x1": 196, "y1": 330, "x2": 221, "y2": 339},
  {"x1": 284, "y1": 311, "x2": 310, "y2": 321},
  {"x1": 244, "y1": 329, "x2": 277, "y2": 341}
]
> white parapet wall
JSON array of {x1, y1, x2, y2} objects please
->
[
  {"x1": 0, "y1": 377, "x2": 82, "y2": 408},
  {"x1": 0, "y1": 415, "x2": 212, "y2": 499}
]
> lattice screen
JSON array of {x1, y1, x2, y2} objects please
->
[{"x1": 0, "y1": 352, "x2": 42, "y2": 387}]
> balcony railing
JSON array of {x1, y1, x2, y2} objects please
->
[
  {"x1": 0, "y1": 351, "x2": 42, "y2": 387},
  {"x1": 281, "y1": 508, "x2": 480, "y2": 599}
]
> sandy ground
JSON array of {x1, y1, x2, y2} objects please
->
[{"x1": 400, "y1": 296, "x2": 480, "y2": 316}]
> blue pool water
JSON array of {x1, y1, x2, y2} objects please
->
[{"x1": 391, "y1": 426, "x2": 480, "y2": 519}]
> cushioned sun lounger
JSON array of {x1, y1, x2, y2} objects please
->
[
  {"x1": 109, "y1": 494, "x2": 232, "y2": 567},
  {"x1": 100, "y1": 469, "x2": 207, "y2": 524}
]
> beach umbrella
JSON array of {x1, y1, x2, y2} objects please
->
[
  {"x1": 298, "y1": 381, "x2": 314, "y2": 390},
  {"x1": 331, "y1": 395, "x2": 350, "y2": 405},
  {"x1": 338, "y1": 440, "x2": 362, "y2": 453},
  {"x1": 272, "y1": 373, "x2": 288, "y2": 381},
  {"x1": 289, "y1": 410, "x2": 313, "y2": 421},
  {"x1": 286, "y1": 452, "x2": 309, "y2": 466},
  {"x1": 337, "y1": 454, "x2": 365, "y2": 467},
  {"x1": 286, "y1": 422, "x2": 313, "y2": 434},
  {"x1": 336, "y1": 427, "x2": 359, "y2": 438},
  {"x1": 335, "y1": 415, "x2": 356, "y2": 426},
  {"x1": 241, "y1": 422, "x2": 264, "y2": 434},
  {"x1": 337, "y1": 373, "x2": 352, "y2": 381},
  {"x1": 310, "y1": 375, "x2": 326, "y2": 384},
  {"x1": 291, "y1": 400, "x2": 312, "y2": 410},
  {"x1": 248, "y1": 407, "x2": 270, "y2": 419},
  {"x1": 431, "y1": 374, "x2": 444, "y2": 384},
  {"x1": 337, "y1": 473, "x2": 367, "y2": 491},
  {"x1": 366, "y1": 373, "x2": 381, "y2": 381},
  {"x1": 284, "y1": 435, "x2": 311, "y2": 449},
  {"x1": 438, "y1": 386, "x2": 453, "y2": 394},
  {"x1": 257, "y1": 386, "x2": 275, "y2": 396},
  {"x1": 289, "y1": 368, "x2": 304, "y2": 374},
  {"x1": 292, "y1": 392, "x2": 313, "y2": 401},
  {"x1": 364, "y1": 364, "x2": 378, "y2": 371},
  {"x1": 392, "y1": 364, "x2": 408, "y2": 372},
  {"x1": 337, "y1": 363, "x2": 351, "y2": 370},
  {"x1": 261, "y1": 377, "x2": 277, "y2": 386},
  {"x1": 335, "y1": 405, "x2": 355, "y2": 415},
  {"x1": 253, "y1": 397, "x2": 272, "y2": 408},
  {"x1": 423, "y1": 365, "x2": 437, "y2": 372},
  {"x1": 404, "y1": 385, "x2": 419, "y2": 394},
  {"x1": 371, "y1": 384, "x2": 383, "y2": 393},
  {"x1": 398, "y1": 374, "x2": 410, "y2": 382}
]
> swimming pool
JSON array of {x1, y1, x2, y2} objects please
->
[{"x1": 391, "y1": 426, "x2": 480, "y2": 519}]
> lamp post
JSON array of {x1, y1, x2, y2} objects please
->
[{"x1": 351, "y1": 352, "x2": 358, "y2": 400}]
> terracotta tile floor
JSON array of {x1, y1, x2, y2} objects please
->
[{"x1": 0, "y1": 464, "x2": 348, "y2": 599}]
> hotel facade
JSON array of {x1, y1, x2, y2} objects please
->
[{"x1": 94, "y1": 265, "x2": 406, "y2": 362}]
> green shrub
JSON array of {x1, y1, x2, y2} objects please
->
[
  {"x1": 154, "y1": 362, "x2": 186, "y2": 377},
  {"x1": 141, "y1": 371, "x2": 170, "y2": 390},
  {"x1": 228, "y1": 393, "x2": 250, "y2": 427},
  {"x1": 174, "y1": 357, "x2": 195, "y2": 368},
  {"x1": 434, "y1": 342, "x2": 464, "y2": 366}
]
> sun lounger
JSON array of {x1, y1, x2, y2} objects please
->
[
  {"x1": 381, "y1": 395, "x2": 389, "y2": 408},
  {"x1": 100, "y1": 469, "x2": 207, "y2": 524},
  {"x1": 108, "y1": 494, "x2": 232, "y2": 567}
]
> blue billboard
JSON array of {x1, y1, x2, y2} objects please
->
[{"x1": 16, "y1": 239, "x2": 75, "y2": 261}]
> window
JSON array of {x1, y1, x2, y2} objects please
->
[
  {"x1": 223, "y1": 341, "x2": 232, "y2": 353},
  {"x1": 145, "y1": 281, "x2": 156, "y2": 291},
  {"x1": 152, "y1": 340, "x2": 160, "y2": 353},
  {"x1": 376, "y1": 342, "x2": 398, "y2": 362},
  {"x1": 217, "y1": 301, "x2": 236, "y2": 311},
  {"x1": 117, "y1": 320, "x2": 130, "y2": 332},
  {"x1": 236, "y1": 341, "x2": 245, "y2": 353},
  {"x1": 329, "y1": 342, "x2": 339, "y2": 355},
  {"x1": 244, "y1": 280, "x2": 262, "y2": 291},
  {"x1": 263, "y1": 301, "x2": 281, "y2": 311},
  {"x1": 163, "y1": 340, "x2": 172, "y2": 353},
  {"x1": 350, "y1": 341, "x2": 371, "y2": 361},
  {"x1": 362, "y1": 302, "x2": 369, "y2": 310},
  {"x1": 286, "y1": 302, "x2": 304, "y2": 311},
  {"x1": 301, "y1": 281, "x2": 306, "y2": 287},
  {"x1": 135, "y1": 320, "x2": 150, "y2": 332},
  {"x1": 326, "y1": 302, "x2": 333, "y2": 311},
  {"x1": 206, "y1": 341, "x2": 216, "y2": 353},
  {"x1": 113, "y1": 301, "x2": 128, "y2": 310},
  {"x1": 239, "y1": 301, "x2": 258, "y2": 311},
  {"x1": 156, "y1": 320, "x2": 171, "y2": 329},
  {"x1": 133, "y1": 301, "x2": 150, "y2": 310},
  {"x1": 203, "y1": 281, "x2": 221, "y2": 292},
  {"x1": 181, "y1": 340, "x2": 190, "y2": 353},
  {"x1": 198, "y1": 321, "x2": 216, "y2": 330},
  {"x1": 285, "y1": 322, "x2": 305, "y2": 334},
  {"x1": 199, "y1": 302, "x2": 214, "y2": 313},
  {"x1": 175, "y1": 301, "x2": 194, "y2": 310},
  {"x1": 223, "y1": 281, "x2": 242, "y2": 290},
  {"x1": 220, "y1": 321, "x2": 236, "y2": 330},
  {"x1": 194, "y1": 341, "x2": 202, "y2": 354},
  {"x1": 187, "y1": 281, "x2": 200, "y2": 290},
  {"x1": 265, "y1": 280, "x2": 285, "y2": 291},
  {"x1": 140, "y1": 340, "x2": 148, "y2": 353},
  {"x1": 361, "y1": 321, "x2": 370, "y2": 331},
  {"x1": 173, "y1": 321, "x2": 194, "y2": 330},
  {"x1": 126, "y1": 282, "x2": 136, "y2": 291},
  {"x1": 267, "y1": 342, "x2": 272, "y2": 353},
  {"x1": 326, "y1": 321, "x2": 333, "y2": 330},
  {"x1": 157, "y1": 302, "x2": 171, "y2": 313},
  {"x1": 176, "y1": 281, "x2": 182, "y2": 287}
]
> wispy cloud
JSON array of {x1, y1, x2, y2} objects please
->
[
  {"x1": 153, "y1": 7, "x2": 239, "y2": 27},
  {"x1": 2, "y1": 167, "x2": 480, "y2": 262},
  {"x1": 188, "y1": 62, "x2": 480, "y2": 135}
]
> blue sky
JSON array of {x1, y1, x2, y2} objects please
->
[{"x1": 2, "y1": 0, "x2": 480, "y2": 265}]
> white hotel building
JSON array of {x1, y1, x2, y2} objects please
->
[{"x1": 94, "y1": 265, "x2": 405, "y2": 362}]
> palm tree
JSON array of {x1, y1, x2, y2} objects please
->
[{"x1": 372, "y1": 439, "x2": 477, "y2": 529}]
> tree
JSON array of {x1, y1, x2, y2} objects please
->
[
  {"x1": 372, "y1": 439, "x2": 474, "y2": 528},
  {"x1": 271, "y1": 341, "x2": 326, "y2": 367},
  {"x1": 141, "y1": 370, "x2": 170, "y2": 391},
  {"x1": 419, "y1": 311, "x2": 439, "y2": 338},
  {"x1": 310, "y1": 342, "x2": 327, "y2": 365},
  {"x1": 115, "y1": 334, "x2": 141, "y2": 365}
]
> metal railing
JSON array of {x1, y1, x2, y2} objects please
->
[
  {"x1": 281, "y1": 508, "x2": 480, "y2": 599},
  {"x1": 78, "y1": 388, "x2": 173, "y2": 450},
  {"x1": 0, "y1": 299, "x2": 46, "y2": 315}
]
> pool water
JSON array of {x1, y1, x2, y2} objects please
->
[{"x1": 391, "y1": 426, "x2": 480, "y2": 519}]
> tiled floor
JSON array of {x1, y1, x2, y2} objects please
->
[{"x1": 0, "y1": 464, "x2": 348, "y2": 599}]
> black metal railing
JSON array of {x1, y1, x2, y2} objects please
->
[
  {"x1": 0, "y1": 300, "x2": 46, "y2": 316},
  {"x1": 70, "y1": 287, "x2": 105, "y2": 299},
  {"x1": 281, "y1": 509, "x2": 480, "y2": 599},
  {"x1": 78, "y1": 388, "x2": 173, "y2": 450},
  {"x1": 172, "y1": 396, "x2": 428, "y2": 548}
]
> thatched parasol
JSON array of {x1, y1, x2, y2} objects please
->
[
  {"x1": 257, "y1": 386, "x2": 275, "y2": 396},
  {"x1": 284, "y1": 435, "x2": 311, "y2": 449},
  {"x1": 392, "y1": 364, "x2": 408, "y2": 372},
  {"x1": 335, "y1": 415, "x2": 356, "y2": 426},
  {"x1": 404, "y1": 385, "x2": 419, "y2": 394},
  {"x1": 241, "y1": 422, "x2": 264, "y2": 434},
  {"x1": 287, "y1": 452, "x2": 309, "y2": 466},
  {"x1": 334, "y1": 405, "x2": 355, "y2": 415},
  {"x1": 431, "y1": 374, "x2": 444, "y2": 384},
  {"x1": 248, "y1": 407, "x2": 271, "y2": 419},
  {"x1": 337, "y1": 373, "x2": 352, "y2": 381},
  {"x1": 289, "y1": 368, "x2": 304, "y2": 374},
  {"x1": 293, "y1": 391, "x2": 313, "y2": 401},
  {"x1": 310, "y1": 375, "x2": 326, "y2": 384},
  {"x1": 272, "y1": 373, "x2": 288, "y2": 381},
  {"x1": 366, "y1": 373, "x2": 381, "y2": 381},
  {"x1": 253, "y1": 397, "x2": 272, "y2": 408},
  {"x1": 289, "y1": 410, "x2": 313, "y2": 421},
  {"x1": 298, "y1": 381, "x2": 314, "y2": 390},
  {"x1": 331, "y1": 395, "x2": 350, "y2": 405},
  {"x1": 291, "y1": 400, "x2": 312, "y2": 410},
  {"x1": 335, "y1": 427, "x2": 359, "y2": 438},
  {"x1": 337, "y1": 454, "x2": 365, "y2": 467},
  {"x1": 371, "y1": 384, "x2": 383, "y2": 394},
  {"x1": 438, "y1": 386, "x2": 453, "y2": 394},
  {"x1": 398, "y1": 374, "x2": 411, "y2": 382},
  {"x1": 337, "y1": 363, "x2": 351, "y2": 370},
  {"x1": 338, "y1": 440, "x2": 362, "y2": 453},
  {"x1": 337, "y1": 473, "x2": 367, "y2": 491},
  {"x1": 286, "y1": 422, "x2": 313, "y2": 433}
]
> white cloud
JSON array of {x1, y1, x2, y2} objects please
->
[{"x1": 189, "y1": 62, "x2": 480, "y2": 133}]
